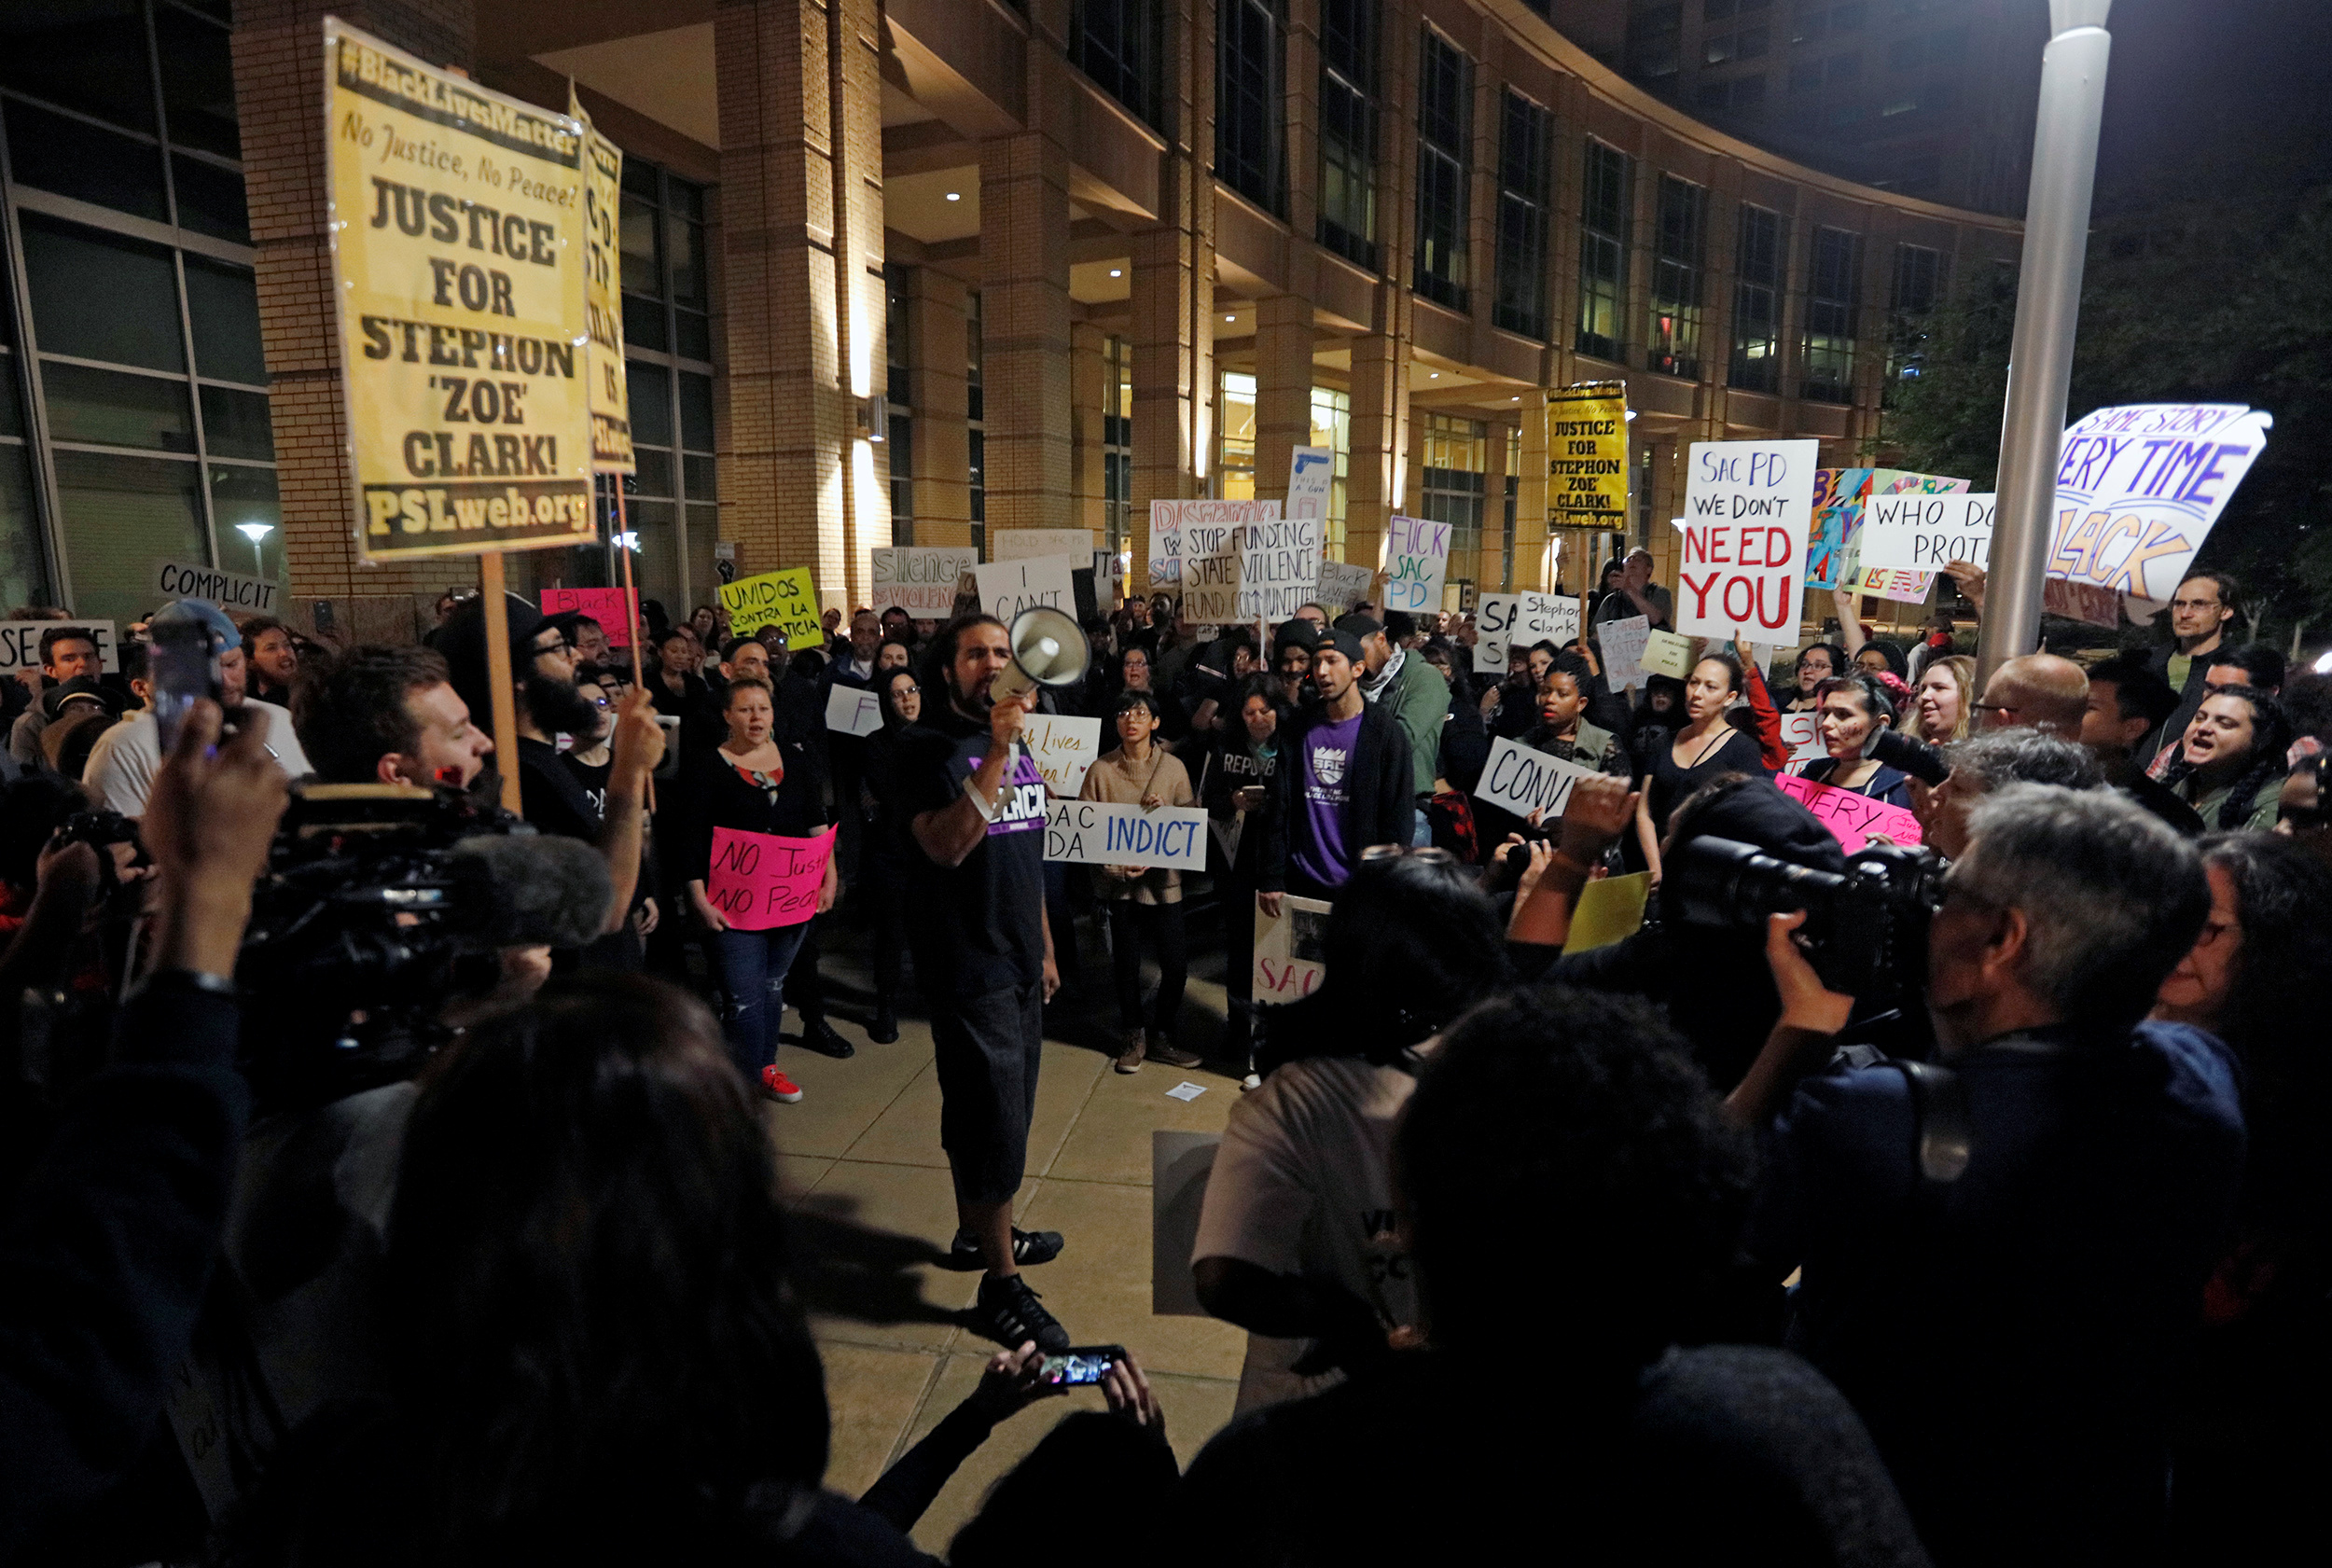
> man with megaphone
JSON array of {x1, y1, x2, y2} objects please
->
[{"x1": 900, "y1": 609, "x2": 1089, "y2": 1354}]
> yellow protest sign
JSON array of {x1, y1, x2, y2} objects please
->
[
  {"x1": 1546, "y1": 382, "x2": 1629, "y2": 524},
  {"x1": 721, "y1": 568, "x2": 824, "y2": 646},
  {"x1": 1562, "y1": 872, "x2": 1650, "y2": 955},
  {"x1": 324, "y1": 20, "x2": 595, "y2": 562},
  {"x1": 576, "y1": 99, "x2": 632, "y2": 475}
]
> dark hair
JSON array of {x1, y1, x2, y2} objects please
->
[
  {"x1": 922, "y1": 612, "x2": 1008, "y2": 701},
  {"x1": 1382, "y1": 610, "x2": 1416, "y2": 644},
  {"x1": 240, "y1": 615, "x2": 290, "y2": 652},
  {"x1": 876, "y1": 665, "x2": 921, "y2": 727},
  {"x1": 2280, "y1": 671, "x2": 2332, "y2": 745},
  {"x1": 1693, "y1": 652, "x2": 1744, "y2": 694},
  {"x1": 292, "y1": 644, "x2": 454, "y2": 784},
  {"x1": 1795, "y1": 642, "x2": 1848, "y2": 679},
  {"x1": 1526, "y1": 639, "x2": 1563, "y2": 664},
  {"x1": 718, "y1": 635, "x2": 763, "y2": 663},
  {"x1": 2083, "y1": 652, "x2": 2177, "y2": 730},
  {"x1": 382, "y1": 975, "x2": 826, "y2": 1561},
  {"x1": 721, "y1": 674, "x2": 774, "y2": 708},
  {"x1": 1112, "y1": 687, "x2": 1161, "y2": 722},
  {"x1": 44, "y1": 708, "x2": 111, "y2": 781},
  {"x1": 0, "y1": 773, "x2": 86, "y2": 890},
  {"x1": 656, "y1": 625, "x2": 694, "y2": 651},
  {"x1": 1854, "y1": 637, "x2": 1909, "y2": 678},
  {"x1": 1400, "y1": 987, "x2": 1753, "y2": 1366},
  {"x1": 37, "y1": 625, "x2": 97, "y2": 667},
  {"x1": 950, "y1": 1413, "x2": 1179, "y2": 1568},
  {"x1": 1600, "y1": 559, "x2": 1626, "y2": 585},
  {"x1": 570, "y1": 613, "x2": 602, "y2": 634},
  {"x1": 1544, "y1": 650, "x2": 1594, "y2": 689},
  {"x1": 1229, "y1": 672, "x2": 1289, "y2": 742},
  {"x1": 2162, "y1": 684, "x2": 2291, "y2": 830},
  {"x1": 1813, "y1": 670, "x2": 1895, "y2": 728},
  {"x1": 2207, "y1": 641, "x2": 2285, "y2": 693},
  {"x1": 2178, "y1": 568, "x2": 2242, "y2": 619},
  {"x1": 787, "y1": 649, "x2": 826, "y2": 680},
  {"x1": 117, "y1": 638, "x2": 149, "y2": 685}
]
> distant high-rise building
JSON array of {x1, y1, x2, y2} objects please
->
[{"x1": 1602, "y1": 0, "x2": 2046, "y2": 215}]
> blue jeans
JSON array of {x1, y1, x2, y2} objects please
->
[{"x1": 711, "y1": 920, "x2": 814, "y2": 1077}]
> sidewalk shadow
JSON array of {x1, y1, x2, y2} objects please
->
[{"x1": 784, "y1": 1199, "x2": 966, "y2": 1330}]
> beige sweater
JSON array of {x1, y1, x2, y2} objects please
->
[{"x1": 1079, "y1": 744, "x2": 1197, "y2": 904}]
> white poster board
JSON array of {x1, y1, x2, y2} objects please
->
[
  {"x1": 1252, "y1": 892, "x2": 1331, "y2": 1003},
  {"x1": 871, "y1": 547, "x2": 979, "y2": 617},
  {"x1": 1474, "y1": 591, "x2": 1583, "y2": 673},
  {"x1": 974, "y1": 555, "x2": 1079, "y2": 621},
  {"x1": 823, "y1": 683, "x2": 884, "y2": 737},
  {"x1": 1599, "y1": 614, "x2": 1650, "y2": 690},
  {"x1": 1285, "y1": 446, "x2": 1334, "y2": 520},
  {"x1": 1858, "y1": 492, "x2": 1998, "y2": 573},
  {"x1": 2044, "y1": 404, "x2": 2272, "y2": 604},
  {"x1": 1476, "y1": 736, "x2": 1600, "y2": 821},
  {"x1": 1677, "y1": 440, "x2": 1819, "y2": 640},
  {"x1": 990, "y1": 528, "x2": 1094, "y2": 562},
  {"x1": 1778, "y1": 708, "x2": 1829, "y2": 764},
  {"x1": 0, "y1": 619, "x2": 119, "y2": 675},
  {"x1": 1316, "y1": 561, "x2": 1373, "y2": 615},
  {"x1": 153, "y1": 561, "x2": 280, "y2": 615},
  {"x1": 1021, "y1": 713, "x2": 1103, "y2": 797},
  {"x1": 1381, "y1": 515, "x2": 1451, "y2": 615},
  {"x1": 1237, "y1": 516, "x2": 1323, "y2": 623},
  {"x1": 1043, "y1": 799, "x2": 1209, "y2": 870}
]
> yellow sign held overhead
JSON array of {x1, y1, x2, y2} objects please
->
[
  {"x1": 575, "y1": 97, "x2": 633, "y2": 475},
  {"x1": 721, "y1": 568, "x2": 824, "y2": 648},
  {"x1": 325, "y1": 20, "x2": 595, "y2": 561},
  {"x1": 1545, "y1": 382, "x2": 1630, "y2": 525}
]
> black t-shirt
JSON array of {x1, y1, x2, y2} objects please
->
[
  {"x1": 519, "y1": 736, "x2": 602, "y2": 840},
  {"x1": 562, "y1": 748, "x2": 612, "y2": 819},
  {"x1": 1645, "y1": 727, "x2": 1767, "y2": 837},
  {"x1": 895, "y1": 705, "x2": 1048, "y2": 1000}
]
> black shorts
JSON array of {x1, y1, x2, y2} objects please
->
[{"x1": 930, "y1": 979, "x2": 1045, "y2": 1204}]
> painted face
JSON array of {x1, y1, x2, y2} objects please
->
[{"x1": 1817, "y1": 687, "x2": 1878, "y2": 758}]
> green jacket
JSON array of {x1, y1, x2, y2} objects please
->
[{"x1": 1369, "y1": 649, "x2": 1450, "y2": 799}]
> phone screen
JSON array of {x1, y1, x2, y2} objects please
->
[
  {"x1": 149, "y1": 613, "x2": 225, "y2": 753},
  {"x1": 1040, "y1": 1347, "x2": 1120, "y2": 1386}
]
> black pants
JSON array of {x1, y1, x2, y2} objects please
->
[
  {"x1": 1106, "y1": 900, "x2": 1187, "y2": 1035},
  {"x1": 784, "y1": 914, "x2": 826, "y2": 1022}
]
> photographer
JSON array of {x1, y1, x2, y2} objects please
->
[
  {"x1": 1727, "y1": 784, "x2": 2243, "y2": 1567},
  {"x1": 0, "y1": 701, "x2": 287, "y2": 1561},
  {"x1": 1912, "y1": 728, "x2": 2103, "y2": 860}
]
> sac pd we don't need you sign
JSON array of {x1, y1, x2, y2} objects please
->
[
  {"x1": 1677, "y1": 440, "x2": 1818, "y2": 641},
  {"x1": 326, "y1": 21, "x2": 596, "y2": 562}
]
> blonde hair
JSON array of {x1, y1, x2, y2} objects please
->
[{"x1": 1901, "y1": 654, "x2": 1977, "y2": 743}]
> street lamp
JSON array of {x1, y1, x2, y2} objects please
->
[
  {"x1": 235, "y1": 521, "x2": 274, "y2": 577},
  {"x1": 1980, "y1": 0, "x2": 2113, "y2": 687}
]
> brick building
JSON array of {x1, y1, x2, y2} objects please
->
[{"x1": 0, "y1": 0, "x2": 2021, "y2": 638}]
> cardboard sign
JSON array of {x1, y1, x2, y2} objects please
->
[
  {"x1": 1252, "y1": 892, "x2": 1332, "y2": 1002},
  {"x1": 1641, "y1": 629, "x2": 1694, "y2": 680},
  {"x1": 1860, "y1": 492, "x2": 1997, "y2": 572},
  {"x1": 1778, "y1": 708, "x2": 1829, "y2": 764},
  {"x1": 1545, "y1": 383, "x2": 1630, "y2": 522},
  {"x1": 325, "y1": 21, "x2": 594, "y2": 562},
  {"x1": 1679, "y1": 440, "x2": 1818, "y2": 639},
  {"x1": 153, "y1": 561, "x2": 279, "y2": 615},
  {"x1": 1043, "y1": 798, "x2": 1209, "y2": 870},
  {"x1": 1022, "y1": 713, "x2": 1102, "y2": 796},
  {"x1": 1775, "y1": 774, "x2": 1924, "y2": 853},
  {"x1": 704, "y1": 824, "x2": 837, "y2": 930},
  {"x1": 1286, "y1": 445, "x2": 1335, "y2": 520},
  {"x1": 540, "y1": 586, "x2": 638, "y2": 646},
  {"x1": 1382, "y1": 515, "x2": 1451, "y2": 614},
  {"x1": 823, "y1": 683, "x2": 882, "y2": 737},
  {"x1": 576, "y1": 104, "x2": 632, "y2": 475},
  {"x1": 2046, "y1": 404, "x2": 2271, "y2": 604},
  {"x1": 1849, "y1": 565, "x2": 1938, "y2": 605},
  {"x1": 1147, "y1": 499, "x2": 1277, "y2": 590},
  {"x1": 975, "y1": 554, "x2": 1078, "y2": 622},
  {"x1": 1562, "y1": 872, "x2": 1651, "y2": 955},
  {"x1": 991, "y1": 528, "x2": 1094, "y2": 562},
  {"x1": 1600, "y1": 614, "x2": 1650, "y2": 689},
  {"x1": 1316, "y1": 560, "x2": 1374, "y2": 616},
  {"x1": 1179, "y1": 517, "x2": 1247, "y2": 624},
  {"x1": 871, "y1": 547, "x2": 978, "y2": 617},
  {"x1": 1237, "y1": 516, "x2": 1323, "y2": 622},
  {"x1": 1475, "y1": 591, "x2": 1583, "y2": 673},
  {"x1": 720, "y1": 567, "x2": 823, "y2": 645},
  {"x1": 1476, "y1": 736, "x2": 1600, "y2": 822},
  {"x1": 0, "y1": 619, "x2": 119, "y2": 675}
]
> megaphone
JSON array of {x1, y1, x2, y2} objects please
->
[{"x1": 989, "y1": 605, "x2": 1090, "y2": 708}]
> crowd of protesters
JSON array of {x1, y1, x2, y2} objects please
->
[{"x1": 1, "y1": 545, "x2": 2328, "y2": 1567}]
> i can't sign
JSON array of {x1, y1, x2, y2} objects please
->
[{"x1": 1677, "y1": 440, "x2": 1818, "y2": 639}]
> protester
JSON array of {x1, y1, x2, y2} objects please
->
[
  {"x1": 2275, "y1": 754, "x2": 2332, "y2": 867},
  {"x1": 1522, "y1": 651, "x2": 1627, "y2": 776},
  {"x1": 1972, "y1": 652, "x2": 2088, "y2": 736},
  {"x1": 1785, "y1": 673, "x2": 1912, "y2": 807},
  {"x1": 1591, "y1": 547, "x2": 1673, "y2": 631},
  {"x1": 1728, "y1": 784, "x2": 2241, "y2": 1567},
  {"x1": 8, "y1": 625, "x2": 104, "y2": 766},
  {"x1": 1078, "y1": 689, "x2": 1203, "y2": 1075},
  {"x1": 1200, "y1": 673, "x2": 1285, "y2": 1082},
  {"x1": 1899, "y1": 654, "x2": 1973, "y2": 744},
  {"x1": 1174, "y1": 984, "x2": 1929, "y2": 1566},
  {"x1": 1338, "y1": 613, "x2": 1443, "y2": 846},
  {"x1": 1112, "y1": 645, "x2": 1185, "y2": 743},
  {"x1": 1270, "y1": 617, "x2": 1316, "y2": 709},
  {"x1": 899, "y1": 615, "x2": 1069, "y2": 1351},
  {"x1": 2200, "y1": 641, "x2": 2284, "y2": 697},
  {"x1": 241, "y1": 616, "x2": 299, "y2": 708},
  {"x1": 1914, "y1": 727, "x2": 2105, "y2": 860},
  {"x1": 84, "y1": 606, "x2": 311, "y2": 815},
  {"x1": 1783, "y1": 642, "x2": 1846, "y2": 711},
  {"x1": 1904, "y1": 611, "x2": 1957, "y2": 684},
  {"x1": 2160, "y1": 685, "x2": 2288, "y2": 831},
  {"x1": 1259, "y1": 629, "x2": 1415, "y2": 905},
  {"x1": 2145, "y1": 571, "x2": 2242, "y2": 758},
  {"x1": 1634, "y1": 655, "x2": 1765, "y2": 884},
  {"x1": 858, "y1": 666, "x2": 924, "y2": 1044}
]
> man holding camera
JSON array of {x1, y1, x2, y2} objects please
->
[
  {"x1": 900, "y1": 614, "x2": 1069, "y2": 1353},
  {"x1": 1726, "y1": 784, "x2": 2244, "y2": 1566}
]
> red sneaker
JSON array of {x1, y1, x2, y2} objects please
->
[{"x1": 760, "y1": 1065, "x2": 804, "y2": 1103}]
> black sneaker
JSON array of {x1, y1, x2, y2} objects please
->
[
  {"x1": 797, "y1": 1018, "x2": 855, "y2": 1059},
  {"x1": 868, "y1": 1008, "x2": 899, "y2": 1045},
  {"x1": 950, "y1": 1226, "x2": 1064, "y2": 1270},
  {"x1": 975, "y1": 1272, "x2": 1070, "y2": 1353}
]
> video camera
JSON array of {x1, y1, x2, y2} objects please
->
[
  {"x1": 1664, "y1": 836, "x2": 1947, "y2": 1012},
  {"x1": 234, "y1": 781, "x2": 610, "y2": 1109}
]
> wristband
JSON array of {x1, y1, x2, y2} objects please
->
[{"x1": 965, "y1": 781, "x2": 1002, "y2": 823}]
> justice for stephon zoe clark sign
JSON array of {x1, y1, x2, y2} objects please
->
[{"x1": 325, "y1": 21, "x2": 596, "y2": 561}]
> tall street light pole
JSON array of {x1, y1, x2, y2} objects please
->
[{"x1": 1979, "y1": 0, "x2": 2113, "y2": 688}]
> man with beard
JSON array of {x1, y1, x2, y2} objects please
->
[
  {"x1": 439, "y1": 594, "x2": 663, "y2": 940},
  {"x1": 901, "y1": 614, "x2": 1070, "y2": 1352}
]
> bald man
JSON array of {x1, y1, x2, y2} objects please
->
[{"x1": 1976, "y1": 654, "x2": 2089, "y2": 737}]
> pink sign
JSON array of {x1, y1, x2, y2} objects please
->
[
  {"x1": 541, "y1": 587, "x2": 641, "y2": 648},
  {"x1": 706, "y1": 825, "x2": 838, "y2": 930},
  {"x1": 1773, "y1": 773, "x2": 1924, "y2": 853}
]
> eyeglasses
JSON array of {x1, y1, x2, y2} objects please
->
[
  {"x1": 2170, "y1": 596, "x2": 2222, "y2": 612},
  {"x1": 1972, "y1": 700, "x2": 2020, "y2": 719},
  {"x1": 892, "y1": 683, "x2": 920, "y2": 696},
  {"x1": 532, "y1": 636, "x2": 575, "y2": 657}
]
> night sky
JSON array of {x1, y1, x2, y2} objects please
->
[{"x1": 2091, "y1": 0, "x2": 2332, "y2": 207}]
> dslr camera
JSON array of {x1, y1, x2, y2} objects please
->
[{"x1": 1664, "y1": 836, "x2": 1947, "y2": 1012}]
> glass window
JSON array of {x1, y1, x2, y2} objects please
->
[
  {"x1": 50, "y1": 449, "x2": 206, "y2": 627},
  {"x1": 4, "y1": 99, "x2": 170, "y2": 224},
  {"x1": 0, "y1": 446, "x2": 42, "y2": 612},
  {"x1": 209, "y1": 463, "x2": 283, "y2": 581},
  {"x1": 1317, "y1": 0, "x2": 1378, "y2": 268},
  {"x1": 1576, "y1": 141, "x2": 1630, "y2": 361},
  {"x1": 1310, "y1": 385, "x2": 1351, "y2": 555},
  {"x1": 1649, "y1": 176, "x2": 1706, "y2": 379},
  {"x1": 1217, "y1": 370, "x2": 1256, "y2": 499},
  {"x1": 1801, "y1": 225, "x2": 1862, "y2": 403},
  {"x1": 678, "y1": 371, "x2": 715, "y2": 452},
  {"x1": 184, "y1": 258, "x2": 268, "y2": 385},
  {"x1": 0, "y1": 0, "x2": 154, "y2": 132},
  {"x1": 1071, "y1": 0, "x2": 1159, "y2": 127},
  {"x1": 1728, "y1": 203, "x2": 1783, "y2": 392},
  {"x1": 1412, "y1": 30, "x2": 1472, "y2": 312},
  {"x1": 627, "y1": 360, "x2": 673, "y2": 449},
  {"x1": 155, "y1": 3, "x2": 239, "y2": 159},
  {"x1": 42, "y1": 362, "x2": 194, "y2": 453},
  {"x1": 171, "y1": 152, "x2": 249, "y2": 244},
  {"x1": 1216, "y1": 0, "x2": 1284, "y2": 215},
  {"x1": 1102, "y1": 335, "x2": 1132, "y2": 555},
  {"x1": 1493, "y1": 92, "x2": 1552, "y2": 340},
  {"x1": 1420, "y1": 413, "x2": 1486, "y2": 561},
  {"x1": 21, "y1": 215, "x2": 185, "y2": 372},
  {"x1": 199, "y1": 384, "x2": 272, "y2": 461}
]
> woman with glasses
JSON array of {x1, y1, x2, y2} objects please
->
[
  {"x1": 2163, "y1": 686, "x2": 2289, "y2": 832},
  {"x1": 1202, "y1": 673, "x2": 1290, "y2": 1086},
  {"x1": 1083, "y1": 689, "x2": 1203, "y2": 1075},
  {"x1": 860, "y1": 666, "x2": 926, "y2": 1044}
]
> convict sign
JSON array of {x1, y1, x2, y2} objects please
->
[
  {"x1": 324, "y1": 20, "x2": 594, "y2": 561},
  {"x1": 2045, "y1": 404, "x2": 2271, "y2": 604},
  {"x1": 1476, "y1": 737, "x2": 1600, "y2": 823},
  {"x1": 1677, "y1": 440, "x2": 1818, "y2": 640},
  {"x1": 1044, "y1": 799, "x2": 1209, "y2": 871}
]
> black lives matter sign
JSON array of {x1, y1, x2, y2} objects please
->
[{"x1": 325, "y1": 21, "x2": 595, "y2": 561}]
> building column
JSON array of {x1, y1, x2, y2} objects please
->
[
  {"x1": 232, "y1": 0, "x2": 479, "y2": 643},
  {"x1": 1284, "y1": 0, "x2": 1322, "y2": 262},
  {"x1": 715, "y1": 0, "x2": 887, "y2": 611},
  {"x1": 978, "y1": 126, "x2": 1076, "y2": 541},
  {"x1": 1345, "y1": 319, "x2": 1410, "y2": 577},
  {"x1": 1518, "y1": 375, "x2": 1551, "y2": 591},
  {"x1": 1253, "y1": 296, "x2": 1312, "y2": 506},
  {"x1": 905, "y1": 269, "x2": 972, "y2": 548},
  {"x1": 1070, "y1": 320, "x2": 1108, "y2": 538}
]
